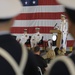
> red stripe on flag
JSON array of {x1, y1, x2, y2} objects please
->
[
  {"x1": 38, "y1": 0, "x2": 59, "y2": 5},
  {"x1": 11, "y1": 27, "x2": 54, "y2": 33},
  {"x1": 16, "y1": 12, "x2": 64, "y2": 20}
]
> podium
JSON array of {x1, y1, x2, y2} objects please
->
[{"x1": 50, "y1": 30, "x2": 62, "y2": 48}]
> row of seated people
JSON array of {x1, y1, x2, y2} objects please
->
[
  {"x1": 12, "y1": 28, "x2": 57, "y2": 50},
  {"x1": 13, "y1": 34, "x2": 56, "y2": 50},
  {"x1": 15, "y1": 28, "x2": 46, "y2": 48}
]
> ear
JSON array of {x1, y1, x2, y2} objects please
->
[{"x1": 9, "y1": 18, "x2": 15, "y2": 26}]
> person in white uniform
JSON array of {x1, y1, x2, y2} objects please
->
[
  {"x1": 60, "y1": 14, "x2": 68, "y2": 50},
  {"x1": 20, "y1": 29, "x2": 29, "y2": 45},
  {"x1": 48, "y1": 39, "x2": 52, "y2": 49},
  {"x1": 31, "y1": 28, "x2": 43, "y2": 48}
]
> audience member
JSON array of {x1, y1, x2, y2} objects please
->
[
  {"x1": 33, "y1": 46, "x2": 47, "y2": 74},
  {"x1": 46, "y1": 49, "x2": 55, "y2": 63},
  {"x1": 57, "y1": 47, "x2": 66, "y2": 56},
  {"x1": 0, "y1": 0, "x2": 39, "y2": 75}
]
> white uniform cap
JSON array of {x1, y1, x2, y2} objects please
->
[
  {"x1": 61, "y1": 14, "x2": 66, "y2": 17},
  {"x1": 35, "y1": 28, "x2": 40, "y2": 30},
  {"x1": 0, "y1": 0, "x2": 22, "y2": 19},
  {"x1": 57, "y1": 0, "x2": 75, "y2": 10},
  {"x1": 24, "y1": 29, "x2": 27, "y2": 31}
]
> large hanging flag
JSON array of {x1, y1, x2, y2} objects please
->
[{"x1": 11, "y1": 0, "x2": 74, "y2": 47}]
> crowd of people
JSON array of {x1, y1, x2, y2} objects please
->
[{"x1": 0, "y1": 0, "x2": 75, "y2": 75}]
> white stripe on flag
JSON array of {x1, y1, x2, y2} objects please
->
[
  {"x1": 13, "y1": 20, "x2": 61, "y2": 27},
  {"x1": 21, "y1": 5, "x2": 64, "y2": 13}
]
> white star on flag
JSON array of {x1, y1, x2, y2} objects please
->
[
  {"x1": 25, "y1": 1, "x2": 27, "y2": 4},
  {"x1": 33, "y1": 1, "x2": 36, "y2": 4}
]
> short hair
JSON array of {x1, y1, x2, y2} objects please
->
[
  {"x1": 65, "y1": 7, "x2": 75, "y2": 24},
  {"x1": 0, "y1": 18, "x2": 12, "y2": 23},
  {"x1": 34, "y1": 46, "x2": 40, "y2": 53}
]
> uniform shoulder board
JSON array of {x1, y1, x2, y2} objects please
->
[
  {"x1": 0, "y1": 44, "x2": 28, "y2": 75},
  {"x1": 45, "y1": 56, "x2": 75, "y2": 75}
]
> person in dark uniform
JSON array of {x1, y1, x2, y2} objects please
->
[
  {"x1": 33, "y1": 46, "x2": 47, "y2": 74},
  {"x1": 0, "y1": 0, "x2": 39, "y2": 75},
  {"x1": 45, "y1": 0, "x2": 75, "y2": 75}
]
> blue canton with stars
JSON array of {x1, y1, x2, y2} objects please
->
[{"x1": 21, "y1": 0, "x2": 38, "y2": 6}]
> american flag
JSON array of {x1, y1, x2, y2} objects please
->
[{"x1": 11, "y1": 0, "x2": 74, "y2": 47}]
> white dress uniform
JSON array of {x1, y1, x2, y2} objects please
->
[
  {"x1": 48, "y1": 39, "x2": 52, "y2": 48},
  {"x1": 31, "y1": 32, "x2": 42, "y2": 48},
  {"x1": 20, "y1": 33, "x2": 29, "y2": 45},
  {"x1": 16, "y1": 35, "x2": 21, "y2": 42},
  {"x1": 60, "y1": 20, "x2": 68, "y2": 50}
]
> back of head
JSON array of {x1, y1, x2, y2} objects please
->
[
  {"x1": 58, "y1": 49, "x2": 66, "y2": 56},
  {"x1": 47, "y1": 50, "x2": 55, "y2": 59},
  {"x1": 34, "y1": 46, "x2": 40, "y2": 53},
  {"x1": 65, "y1": 8, "x2": 75, "y2": 24}
]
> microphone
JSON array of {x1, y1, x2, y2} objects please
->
[
  {"x1": 54, "y1": 23, "x2": 57, "y2": 27},
  {"x1": 54, "y1": 23, "x2": 58, "y2": 29}
]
